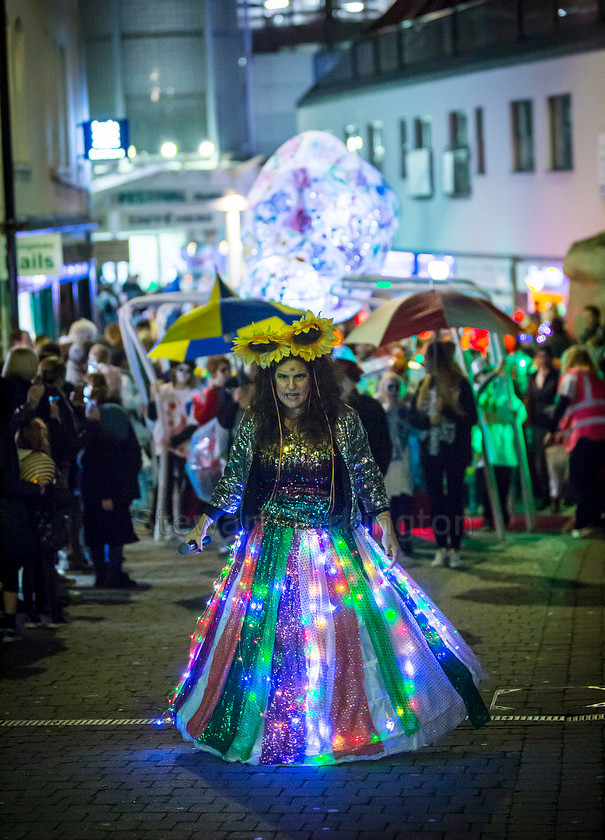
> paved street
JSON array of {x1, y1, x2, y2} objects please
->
[{"x1": 1, "y1": 526, "x2": 604, "y2": 840}]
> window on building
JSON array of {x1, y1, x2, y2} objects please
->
[
  {"x1": 414, "y1": 116, "x2": 432, "y2": 149},
  {"x1": 444, "y1": 110, "x2": 471, "y2": 197},
  {"x1": 511, "y1": 100, "x2": 535, "y2": 172},
  {"x1": 475, "y1": 107, "x2": 485, "y2": 174},
  {"x1": 344, "y1": 123, "x2": 363, "y2": 153},
  {"x1": 548, "y1": 94, "x2": 573, "y2": 171},
  {"x1": 408, "y1": 115, "x2": 433, "y2": 198},
  {"x1": 368, "y1": 121, "x2": 385, "y2": 171},
  {"x1": 400, "y1": 119, "x2": 408, "y2": 178},
  {"x1": 448, "y1": 110, "x2": 468, "y2": 149}
]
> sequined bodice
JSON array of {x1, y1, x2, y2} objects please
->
[{"x1": 257, "y1": 429, "x2": 335, "y2": 528}]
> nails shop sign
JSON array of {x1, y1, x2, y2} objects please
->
[{"x1": 0, "y1": 233, "x2": 63, "y2": 279}]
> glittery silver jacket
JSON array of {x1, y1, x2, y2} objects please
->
[{"x1": 207, "y1": 404, "x2": 390, "y2": 529}]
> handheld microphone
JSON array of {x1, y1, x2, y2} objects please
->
[{"x1": 177, "y1": 536, "x2": 211, "y2": 556}]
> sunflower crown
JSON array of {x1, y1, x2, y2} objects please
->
[{"x1": 232, "y1": 310, "x2": 337, "y2": 368}]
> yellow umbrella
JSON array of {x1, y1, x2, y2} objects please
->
[{"x1": 149, "y1": 296, "x2": 304, "y2": 361}]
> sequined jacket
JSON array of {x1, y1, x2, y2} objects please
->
[{"x1": 204, "y1": 404, "x2": 390, "y2": 530}]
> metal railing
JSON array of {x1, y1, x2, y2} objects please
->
[{"x1": 310, "y1": 0, "x2": 605, "y2": 93}]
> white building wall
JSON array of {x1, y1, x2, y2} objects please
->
[
  {"x1": 297, "y1": 49, "x2": 605, "y2": 261},
  {"x1": 2, "y1": 0, "x2": 90, "y2": 220}
]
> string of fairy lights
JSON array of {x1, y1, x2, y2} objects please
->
[{"x1": 168, "y1": 522, "x2": 470, "y2": 765}]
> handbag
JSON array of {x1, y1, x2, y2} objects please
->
[{"x1": 35, "y1": 498, "x2": 70, "y2": 552}]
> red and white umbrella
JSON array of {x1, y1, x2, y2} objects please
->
[{"x1": 344, "y1": 289, "x2": 519, "y2": 347}]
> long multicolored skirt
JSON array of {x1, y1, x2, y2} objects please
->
[{"x1": 171, "y1": 521, "x2": 489, "y2": 765}]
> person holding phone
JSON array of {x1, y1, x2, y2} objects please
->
[{"x1": 36, "y1": 356, "x2": 87, "y2": 571}]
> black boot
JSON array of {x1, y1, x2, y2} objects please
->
[{"x1": 90, "y1": 545, "x2": 108, "y2": 587}]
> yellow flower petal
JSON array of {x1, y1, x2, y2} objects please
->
[
  {"x1": 287, "y1": 311, "x2": 337, "y2": 362},
  {"x1": 232, "y1": 322, "x2": 290, "y2": 368}
]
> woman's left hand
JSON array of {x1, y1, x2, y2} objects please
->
[{"x1": 376, "y1": 512, "x2": 401, "y2": 569}]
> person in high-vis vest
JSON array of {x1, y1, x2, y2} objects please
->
[{"x1": 545, "y1": 346, "x2": 605, "y2": 538}]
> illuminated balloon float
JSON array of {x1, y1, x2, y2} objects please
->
[{"x1": 241, "y1": 130, "x2": 399, "y2": 319}]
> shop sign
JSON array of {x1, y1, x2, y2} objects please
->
[
  {"x1": 117, "y1": 190, "x2": 187, "y2": 204},
  {"x1": 120, "y1": 209, "x2": 222, "y2": 231},
  {"x1": 83, "y1": 119, "x2": 129, "y2": 160},
  {"x1": 0, "y1": 233, "x2": 63, "y2": 279}
]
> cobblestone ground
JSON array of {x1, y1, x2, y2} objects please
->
[{"x1": 1, "y1": 528, "x2": 604, "y2": 840}]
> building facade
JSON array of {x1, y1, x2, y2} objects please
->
[
  {"x1": 297, "y1": 0, "x2": 605, "y2": 316},
  {"x1": 0, "y1": 0, "x2": 93, "y2": 342}
]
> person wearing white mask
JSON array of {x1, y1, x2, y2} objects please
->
[{"x1": 149, "y1": 361, "x2": 198, "y2": 533}]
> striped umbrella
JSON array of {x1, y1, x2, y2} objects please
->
[
  {"x1": 149, "y1": 294, "x2": 304, "y2": 361},
  {"x1": 345, "y1": 289, "x2": 519, "y2": 347}
]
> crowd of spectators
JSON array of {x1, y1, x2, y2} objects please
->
[{"x1": 1, "y1": 299, "x2": 604, "y2": 641}]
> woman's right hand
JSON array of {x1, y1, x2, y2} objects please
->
[{"x1": 185, "y1": 513, "x2": 211, "y2": 549}]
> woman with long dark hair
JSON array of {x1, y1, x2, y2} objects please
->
[
  {"x1": 171, "y1": 314, "x2": 489, "y2": 765},
  {"x1": 410, "y1": 341, "x2": 478, "y2": 569}
]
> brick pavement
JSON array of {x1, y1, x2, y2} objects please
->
[{"x1": 1, "y1": 528, "x2": 604, "y2": 840}]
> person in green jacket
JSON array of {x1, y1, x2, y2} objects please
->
[{"x1": 472, "y1": 359, "x2": 527, "y2": 530}]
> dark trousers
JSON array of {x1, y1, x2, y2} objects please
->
[
  {"x1": 390, "y1": 494, "x2": 414, "y2": 555},
  {"x1": 569, "y1": 438, "x2": 605, "y2": 529},
  {"x1": 527, "y1": 425, "x2": 550, "y2": 505},
  {"x1": 477, "y1": 465, "x2": 513, "y2": 528},
  {"x1": 422, "y1": 452, "x2": 467, "y2": 550},
  {"x1": 22, "y1": 548, "x2": 61, "y2": 621},
  {"x1": 156, "y1": 453, "x2": 203, "y2": 529},
  {"x1": 90, "y1": 544, "x2": 124, "y2": 585}
]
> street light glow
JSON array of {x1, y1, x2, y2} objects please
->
[
  {"x1": 264, "y1": 0, "x2": 289, "y2": 10},
  {"x1": 427, "y1": 259, "x2": 451, "y2": 281},
  {"x1": 198, "y1": 140, "x2": 216, "y2": 158},
  {"x1": 160, "y1": 141, "x2": 178, "y2": 158}
]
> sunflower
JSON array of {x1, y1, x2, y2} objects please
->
[
  {"x1": 287, "y1": 310, "x2": 337, "y2": 362},
  {"x1": 232, "y1": 322, "x2": 290, "y2": 368}
]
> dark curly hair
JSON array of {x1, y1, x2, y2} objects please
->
[{"x1": 250, "y1": 355, "x2": 343, "y2": 447}]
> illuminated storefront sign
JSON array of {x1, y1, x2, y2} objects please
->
[
  {"x1": 0, "y1": 233, "x2": 63, "y2": 279},
  {"x1": 83, "y1": 119, "x2": 129, "y2": 160},
  {"x1": 417, "y1": 253, "x2": 455, "y2": 280},
  {"x1": 523, "y1": 264, "x2": 565, "y2": 291}
]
